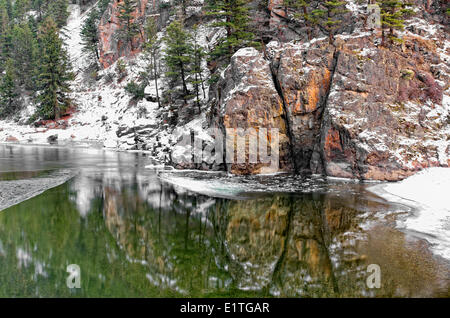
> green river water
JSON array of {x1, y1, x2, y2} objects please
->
[{"x1": 0, "y1": 144, "x2": 448, "y2": 297}]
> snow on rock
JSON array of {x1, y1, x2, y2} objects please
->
[{"x1": 369, "y1": 167, "x2": 450, "y2": 260}]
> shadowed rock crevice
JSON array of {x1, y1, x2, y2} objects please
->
[
  {"x1": 269, "y1": 60, "x2": 299, "y2": 174},
  {"x1": 310, "y1": 49, "x2": 340, "y2": 175},
  {"x1": 269, "y1": 42, "x2": 338, "y2": 175}
]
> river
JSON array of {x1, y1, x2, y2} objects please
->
[{"x1": 0, "y1": 144, "x2": 448, "y2": 297}]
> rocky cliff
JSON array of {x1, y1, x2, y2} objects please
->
[
  {"x1": 98, "y1": 0, "x2": 159, "y2": 68},
  {"x1": 210, "y1": 1, "x2": 449, "y2": 180}
]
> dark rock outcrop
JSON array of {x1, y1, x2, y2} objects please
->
[{"x1": 47, "y1": 134, "x2": 58, "y2": 144}]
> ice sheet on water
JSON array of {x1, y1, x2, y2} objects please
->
[
  {"x1": 157, "y1": 171, "x2": 367, "y2": 199},
  {"x1": 369, "y1": 168, "x2": 450, "y2": 261}
]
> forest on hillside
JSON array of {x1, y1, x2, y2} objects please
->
[{"x1": 0, "y1": 0, "x2": 439, "y2": 121}]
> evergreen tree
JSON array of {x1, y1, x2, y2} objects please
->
[
  {"x1": 27, "y1": 13, "x2": 39, "y2": 36},
  {"x1": 283, "y1": 0, "x2": 313, "y2": 40},
  {"x1": 32, "y1": 0, "x2": 48, "y2": 21},
  {"x1": 0, "y1": 57, "x2": 18, "y2": 116},
  {"x1": 2, "y1": 0, "x2": 12, "y2": 19},
  {"x1": 0, "y1": 2, "x2": 11, "y2": 70},
  {"x1": 143, "y1": 15, "x2": 160, "y2": 107},
  {"x1": 163, "y1": 20, "x2": 192, "y2": 99},
  {"x1": 81, "y1": 7, "x2": 100, "y2": 61},
  {"x1": 47, "y1": 0, "x2": 69, "y2": 28},
  {"x1": 377, "y1": 0, "x2": 414, "y2": 46},
  {"x1": 207, "y1": 0, "x2": 258, "y2": 61},
  {"x1": 314, "y1": 0, "x2": 347, "y2": 44},
  {"x1": 118, "y1": 0, "x2": 140, "y2": 49},
  {"x1": 295, "y1": 1, "x2": 313, "y2": 40},
  {"x1": 98, "y1": 0, "x2": 112, "y2": 14},
  {"x1": 11, "y1": 23, "x2": 37, "y2": 90},
  {"x1": 13, "y1": 0, "x2": 31, "y2": 22},
  {"x1": 190, "y1": 24, "x2": 206, "y2": 112},
  {"x1": 36, "y1": 17, "x2": 73, "y2": 119}
]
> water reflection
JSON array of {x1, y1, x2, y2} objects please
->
[{"x1": 0, "y1": 145, "x2": 448, "y2": 297}]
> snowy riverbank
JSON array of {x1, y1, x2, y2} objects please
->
[{"x1": 369, "y1": 167, "x2": 450, "y2": 261}]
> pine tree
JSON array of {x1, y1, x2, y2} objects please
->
[
  {"x1": 143, "y1": 15, "x2": 160, "y2": 107},
  {"x1": 314, "y1": 0, "x2": 347, "y2": 44},
  {"x1": 207, "y1": 0, "x2": 258, "y2": 61},
  {"x1": 13, "y1": 0, "x2": 31, "y2": 22},
  {"x1": 297, "y1": 1, "x2": 313, "y2": 40},
  {"x1": 190, "y1": 24, "x2": 206, "y2": 112},
  {"x1": 98, "y1": 0, "x2": 112, "y2": 14},
  {"x1": 2, "y1": 0, "x2": 12, "y2": 19},
  {"x1": 0, "y1": 2, "x2": 11, "y2": 70},
  {"x1": 81, "y1": 7, "x2": 100, "y2": 61},
  {"x1": 36, "y1": 17, "x2": 73, "y2": 119},
  {"x1": 11, "y1": 23, "x2": 37, "y2": 90},
  {"x1": 118, "y1": 0, "x2": 140, "y2": 50},
  {"x1": 163, "y1": 20, "x2": 192, "y2": 99},
  {"x1": 0, "y1": 57, "x2": 18, "y2": 116},
  {"x1": 377, "y1": 0, "x2": 414, "y2": 46},
  {"x1": 47, "y1": 0, "x2": 69, "y2": 28},
  {"x1": 284, "y1": 0, "x2": 313, "y2": 40},
  {"x1": 32, "y1": 0, "x2": 47, "y2": 21}
]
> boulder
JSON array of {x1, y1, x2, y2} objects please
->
[{"x1": 47, "y1": 134, "x2": 58, "y2": 144}]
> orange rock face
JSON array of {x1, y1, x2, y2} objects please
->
[
  {"x1": 98, "y1": 0, "x2": 149, "y2": 68},
  {"x1": 216, "y1": 36, "x2": 448, "y2": 180},
  {"x1": 217, "y1": 47, "x2": 293, "y2": 175},
  {"x1": 271, "y1": 42, "x2": 336, "y2": 173}
]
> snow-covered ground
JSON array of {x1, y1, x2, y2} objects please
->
[
  {"x1": 0, "y1": 4, "x2": 152, "y2": 149},
  {"x1": 0, "y1": 3, "x2": 213, "y2": 164},
  {"x1": 369, "y1": 167, "x2": 450, "y2": 261}
]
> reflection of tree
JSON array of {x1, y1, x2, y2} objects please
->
[{"x1": 102, "y1": 174, "x2": 233, "y2": 296}]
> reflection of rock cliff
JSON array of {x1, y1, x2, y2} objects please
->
[
  {"x1": 216, "y1": 194, "x2": 369, "y2": 296},
  {"x1": 101, "y1": 174, "x2": 232, "y2": 295},
  {"x1": 85, "y1": 170, "x2": 449, "y2": 297}
]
